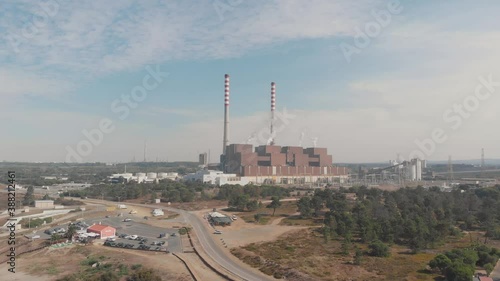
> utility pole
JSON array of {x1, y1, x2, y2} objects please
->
[{"x1": 481, "y1": 148, "x2": 485, "y2": 178}]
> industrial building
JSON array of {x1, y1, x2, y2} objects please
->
[
  {"x1": 109, "y1": 172, "x2": 178, "y2": 183},
  {"x1": 216, "y1": 74, "x2": 349, "y2": 185},
  {"x1": 183, "y1": 170, "x2": 251, "y2": 186},
  {"x1": 208, "y1": 212, "x2": 232, "y2": 226},
  {"x1": 34, "y1": 200, "x2": 54, "y2": 209},
  {"x1": 223, "y1": 144, "x2": 349, "y2": 184},
  {"x1": 87, "y1": 224, "x2": 116, "y2": 239},
  {"x1": 351, "y1": 158, "x2": 426, "y2": 185},
  {"x1": 199, "y1": 153, "x2": 208, "y2": 167}
]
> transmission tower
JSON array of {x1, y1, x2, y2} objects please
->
[{"x1": 447, "y1": 155, "x2": 453, "y2": 183}]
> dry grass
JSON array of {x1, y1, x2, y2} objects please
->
[
  {"x1": 19, "y1": 243, "x2": 192, "y2": 280},
  {"x1": 232, "y1": 228, "x2": 448, "y2": 281},
  {"x1": 235, "y1": 201, "x2": 298, "y2": 224},
  {"x1": 279, "y1": 216, "x2": 323, "y2": 226}
]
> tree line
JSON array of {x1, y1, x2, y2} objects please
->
[
  {"x1": 296, "y1": 185, "x2": 500, "y2": 254},
  {"x1": 217, "y1": 185, "x2": 289, "y2": 211},
  {"x1": 69, "y1": 181, "x2": 289, "y2": 205}
]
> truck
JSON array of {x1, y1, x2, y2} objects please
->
[{"x1": 117, "y1": 204, "x2": 127, "y2": 209}]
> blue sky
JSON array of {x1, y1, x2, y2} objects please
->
[{"x1": 1, "y1": 0, "x2": 499, "y2": 163}]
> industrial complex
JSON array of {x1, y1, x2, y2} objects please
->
[{"x1": 185, "y1": 74, "x2": 350, "y2": 185}]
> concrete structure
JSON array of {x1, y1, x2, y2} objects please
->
[
  {"x1": 87, "y1": 224, "x2": 116, "y2": 239},
  {"x1": 34, "y1": 200, "x2": 54, "y2": 209},
  {"x1": 199, "y1": 153, "x2": 208, "y2": 166},
  {"x1": 152, "y1": 209, "x2": 164, "y2": 216},
  {"x1": 214, "y1": 74, "x2": 348, "y2": 185},
  {"x1": 269, "y1": 82, "x2": 276, "y2": 145},
  {"x1": 222, "y1": 144, "x2": 349, "y2": 184},
  {"x1": 222, "y1": 74, "x2": 230, "y2": 158}
]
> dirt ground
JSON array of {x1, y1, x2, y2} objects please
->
[
  {"x1": 175, "y1": 252, "x2": 225, "y2": 281},
  {"x1": 193, "y1": 207, "x2": 307, "y2": 249},
  {"x1": 0, "y1": 264, "x2": 52, "y2": 281},
  {"x1": 1, "y1": 243, "x2": 193, "y2": 281}
]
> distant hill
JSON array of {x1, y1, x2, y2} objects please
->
[{"x1": 338, "y1": 159, "x2": 500, "y2": 167}]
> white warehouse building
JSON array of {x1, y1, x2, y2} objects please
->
[{"x1": 184, "y1": 170, "x2": 251, "y2": 186}]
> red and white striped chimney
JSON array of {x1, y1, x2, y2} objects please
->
[
  {"x1": 223, "y1": 74, "x2": 230, "y2": 156},
  {"x1": 270, "y1": 82, "x2": 276, "y2": 145}
]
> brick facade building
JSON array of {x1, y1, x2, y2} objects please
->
[{"x1": 223, "y1": 144, "x2": 348, "y2": 182}]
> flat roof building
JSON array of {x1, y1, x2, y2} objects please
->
[
  {"x1": 87, "y1": 224, "x2": 116, "y2": 239},
  {"x1": 34, "y1": 200, "x2": 54, "y2": 209},
  {"x1": 208, "y1": 212, "x2": 232, "y2": 226}
]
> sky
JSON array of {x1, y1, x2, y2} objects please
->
[{"x1": 1, "y1": 0, "x2": 499, "y2": 163}]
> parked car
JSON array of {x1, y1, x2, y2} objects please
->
[
  {"x1": 123, "y1": 218, "x2": 131, "y2": 222},
  {"x1": 214, "y1": 230, "x2": 222, "y2": 234},
  {"x1": 129, "y1": 235, "x2": 138, "y2": 240}
]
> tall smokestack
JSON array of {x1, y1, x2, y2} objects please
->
[
  {"x1": 223, "y1": 74, "x2": 230, "y2": 156},
  {"x1": 270, "y1": 82, "x2": 276, "y2": 145}
]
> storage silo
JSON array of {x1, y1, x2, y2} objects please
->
[{"x1": 416, "y1": 160, "x2": 422, "y2": 181}]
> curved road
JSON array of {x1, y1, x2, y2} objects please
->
[
  {"x1": 172, "y1": 209, "x2": 274, "y2": 281},
  {"x1": 85, "y1": 199, "x2": 273, "y2": 281}
]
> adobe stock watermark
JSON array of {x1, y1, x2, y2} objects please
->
[
  {"x1": 6, "y1": 0, "x2": 60, "y2": 53},
  {"x1": 340, "y1": 0, "x2": 404, "y2": 63},
  {"x1": 213, "y1": 0, "x2": 243, "y2": 21},
  {"x1": 65, "y1": 65, "x2": 169, "y2": 162},
  {"x1": 408, "y1": 74, "x2": 499, "y2": 160}
]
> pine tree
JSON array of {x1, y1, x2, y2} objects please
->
[{"x1": 23, "y1": 186, "x2": 35, "y2": 206}]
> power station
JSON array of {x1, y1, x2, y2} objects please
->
[{"x1": 216, "y1": 74, "x2": 349, "y2": 185}]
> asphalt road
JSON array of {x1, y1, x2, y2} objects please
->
[{"x1": 166, "y1": 208, "x2": 274, "y2": 281}]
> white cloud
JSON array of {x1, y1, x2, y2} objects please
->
[
  {"x1": 2, "y1": 1, "x2": 500, "y2": 162},
  {"x1": 1, "y1": 0, "x2": 383, "y2": 74},
  {"x1": 0, "y1": 68, "x2": 74, "y2": 99}
]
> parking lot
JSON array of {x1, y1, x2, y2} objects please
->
[
  {"x1": 34, "y1": 215, "x2": 183, "y2": 253},
  {"x1": 104, "y1": 235, "x2": 171, "y2": 252}
]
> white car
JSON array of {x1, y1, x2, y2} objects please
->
[
  {"x1": 106, "y1": 238, "x2": 116, "y2": 242},
  {"x1": 129, "y1": 235, "x2": 138, "y2": 240},
  {"x1": 214, "y1": 230, "x2": 222, "y2": 234}
]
